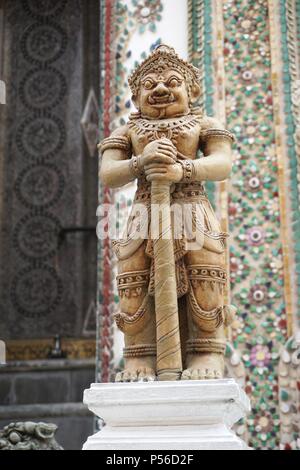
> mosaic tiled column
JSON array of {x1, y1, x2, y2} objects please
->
[
  {"x1": 96, "y1": 0, "x2": 116, "y2": 384},
  {"x1": 223, "y1": 0, "x2": 293, "y2": 450},
  {"x1": 188, "y1": 0, "x2": 246, "y2": 419},
  {"x1": 269, "y1": 0, "x2": 300, "y2": 450},
  {"x1": 188, "y1": 0, "x2": 300, "y2": 449},
  {"x1": 188, "y1": 0, "x2": 217, "y2": 207}
]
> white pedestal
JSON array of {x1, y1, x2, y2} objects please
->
[{"x1": 83, "y1": 379, "x2": 251, "y2": 450}]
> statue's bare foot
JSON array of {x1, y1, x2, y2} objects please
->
[
  {"x1": 115, "y1": 356, "x2": 156, "y2": 382},
  {"x1": 115, "y1": 367, "x2": 156, "y2": 383},
  {"x1": 181, "y1": 368, "x2": 222, "y2": 380},
  {"x1": 181, "y1": 353, "x2": 224, "y2": 380}
]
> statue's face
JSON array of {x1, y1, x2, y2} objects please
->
[{"x1": 137, "y1": 69, "x2": 190, "y2": 119}]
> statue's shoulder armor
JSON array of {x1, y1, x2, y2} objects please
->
[
  {"x1": 110, "y1": 124, "x2": 130, "y2": 139},
  {"x1": 199, "y1": 116, "x2": 235, "y2": 145},
  {"x1": 128, "y1": 112, "x2": 141, "y2": 122},
  {"x1": 98, "y1": 124, "x2": 131, "y2": 155},
  {"x1": 199, "y1": 115, "x2": 225, "y2": 131}
]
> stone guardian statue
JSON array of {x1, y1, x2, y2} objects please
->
[{"x1": 99, "y1": 45, "x2": 236, "y2": 382}]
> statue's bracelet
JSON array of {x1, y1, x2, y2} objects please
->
[
  {"x1": 179, "y1": 159, "x2": 195, "y2": 183},
  {"x1": 130, "y1": 155, "x2": 143, "y2": 178}
]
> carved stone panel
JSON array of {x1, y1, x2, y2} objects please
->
[{"x1": 0, "y1": 0, "x2": 99, "y2": 349}]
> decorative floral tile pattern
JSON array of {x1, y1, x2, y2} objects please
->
[{"x1": 223, "y1": 0, "x2": 288, "y2": 449}]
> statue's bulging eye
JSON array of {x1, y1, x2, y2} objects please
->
[
  {"x1": 143, "y1": 80, "x2": 154, "y2": 90},
  {"x1": 168, "y1": 78, "x2": 181, "y2": 88}
]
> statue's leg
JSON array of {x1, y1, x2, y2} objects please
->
[
  {"x1": 182, "y1": 248, "x2": 235, "y2": 380},
  {"x1": 114, "y1": 243, "x2": 156, "y2": 382}
]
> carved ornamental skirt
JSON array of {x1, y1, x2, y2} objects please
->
[{"x1": 112, "y1": 179, "x2": 228, "y2": 299}]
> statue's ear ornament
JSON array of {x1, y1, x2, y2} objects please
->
[{"x1": 190, "y1": 82, "x2": 202, "y2": 104}]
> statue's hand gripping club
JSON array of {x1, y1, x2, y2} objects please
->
[
  {"x1": 138, "y1": 138, "x2": 184, "y2": 184},
  {"x1": 139, "y1": 138, "x2": 177, "y2": 168}
]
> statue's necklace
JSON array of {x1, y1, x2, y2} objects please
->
[{"x1": 128, "y1": 114, "x2": 200, "y2": 143}]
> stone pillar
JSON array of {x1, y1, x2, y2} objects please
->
[{"x1": 83, "y1": 379, "x2": 251, "y2": 450}]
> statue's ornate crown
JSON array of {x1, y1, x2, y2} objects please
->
[{"x1": 128, "y1": 45, "x2": 201, "y2": 97}]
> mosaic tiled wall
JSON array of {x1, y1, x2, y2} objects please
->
[
  {"x1": 189, "y1": 0, "x2": 300, "y2": 450},
  {"x1": 223, "y1": 0, "x2": 288, "y2": 450},
  {"x1": 97, "y1": 0, "x2": 300, "y2": 449}
]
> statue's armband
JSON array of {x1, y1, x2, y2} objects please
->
[
  {"x1": 98, "y1": 135, "x2": 131, "y2": 157},
  {"x1": 200, "y1": 128, "x2": 235, "y2": 155}
]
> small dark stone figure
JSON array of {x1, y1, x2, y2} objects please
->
[{"x1": 0, "y1": 422, "x2": 63, "y2": 450}]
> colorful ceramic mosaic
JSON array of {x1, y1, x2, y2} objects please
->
[
  {"x1": 278, "y1": 336, "x2": 300, "y2": 450},
  {"x1": 96, "y1": 0, "x2": 115, "y2": 384},
  {"x1": 275, "y1": 0, "x2": 300, "y2": 449},
  {"x1": 223, "y1": 0, "x2": 290, "y2": 449},
  {"x1": 188, "y1": 0, "x2": 216, "y2": 206},
  {"x1": 188, "y1": 0, "x2": 248, "y2": 442},
  {"x1": 113, "y1": 0, "x2": 162, "y2": 128},
  {"x1": 279, "y1": 0, "x2": 300, "y2": 329}
]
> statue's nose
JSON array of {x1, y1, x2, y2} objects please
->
[{"x1": 153, "y1": 82, "x2": 169, "y2": 96}]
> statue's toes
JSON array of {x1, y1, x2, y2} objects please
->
[
  {"x1": 196, "y1": 369, "x2": 206, "y2": 380},
  {"x1": 144, "y1": 368, "x2": 155, "y2": 381},
  {"x1": 115, "y1": 370, "x2": 132, "y2": 382},
  {"x1": 198, "y1": 368, "x2": 222, "y2": 380},
  {"x1": 123, "y1": 370, "x2": 133, "y2": 382},
  {"x1": 137, "y1": 368, "x2": 155, "y2": 382},
  {"x1": 181, "y1": 369, "x2": 192, "y2": 380},
  {"x1": 182, "y1": 367, "x2": 223, "y2": 380},
  {"x1": 204, "y1": 369, "x2": 215, "y2": 380},
  {"x1": 214, "y1": 370, "x2": 222, "y2": 379},
  {"x1": 115, "y1": 372, "x2": 123, "y2": 382},
  {"x1": 129, "y1": 370, "x2": 138, "y2": 382},
  {"x1": 182, "y1": 368, "x2": 213, "y2": 380},
  {"x1": 136, "y1": 368, "x2": 145, "y2": 382},
  {"x1": 191, "y1": 369, "x2": 200, "y2": 380}
]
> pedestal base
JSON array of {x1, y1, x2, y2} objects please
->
[{"x1": 83, "y1": 379, "x2": 250, "y2": 450}]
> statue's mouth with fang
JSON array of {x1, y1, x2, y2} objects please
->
[{"x1": 148, "y1": 94, "x2": 175, "y2": 107}]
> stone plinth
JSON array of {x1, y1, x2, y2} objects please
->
[{"x1": 83, "y1": 379, "x2": 251, "y2": 450}]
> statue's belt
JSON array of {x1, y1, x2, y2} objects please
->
[{"x1": 135, "y1": 180, "x2": 207, "y2": 201}]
